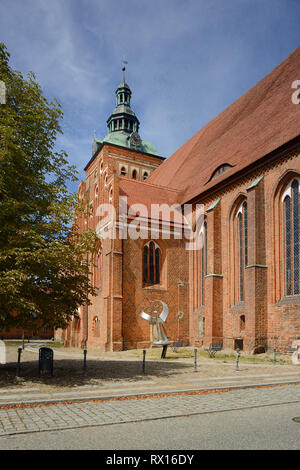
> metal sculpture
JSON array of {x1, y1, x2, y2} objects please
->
[{"x1": 140, "y1": 301, "x2": 170, "y2": 347}]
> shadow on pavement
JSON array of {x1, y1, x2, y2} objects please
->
[{"x1": 0, "y1": 356, "x2": 192, "y2": 388}]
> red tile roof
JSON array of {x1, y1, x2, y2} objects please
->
[
  {"x1": 119, "y1": 177, "x2": 180, "y2": 213},
  {"x1": 147, "y1": 46, "x2": 300, "y2": 203}
]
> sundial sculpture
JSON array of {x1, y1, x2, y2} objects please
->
[{"x1": 140, "y1": 301, "x2": 170, "y2": 358}]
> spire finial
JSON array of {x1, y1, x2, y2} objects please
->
[{"x1": 122, "y1": 55, "x2": 128, "y2": 83}]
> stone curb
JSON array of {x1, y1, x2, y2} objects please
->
[{"x1": 1, "y1": 378, "x2": 300, "y2": 408}]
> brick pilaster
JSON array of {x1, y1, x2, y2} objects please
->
[
  {"x1": 244, "y1": 178, "x2": 267, "y2": 350},
  {"x1": 204, "y1": 201, "x2": 223, "y2": 345}
]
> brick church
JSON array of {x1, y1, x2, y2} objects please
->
[{"x1": 58, "y1": 46, "x2": 300, "y2": 353}]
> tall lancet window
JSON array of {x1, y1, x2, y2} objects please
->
[
  {"x1": 243, "y1": 201, "x2": 248, "y2": 268},
  {"x1": 95, "y1": 250, "x2": 103, "y2": 291},
  {"x1": 283, "y1": 179, "x2": 299, "y2": 296},
  {"x1": 143, "y1": 241, "x2": 161, "y2": 286},
  {"x1": 200, "y1": 222, "x2": 207, "y2": 306},
  {"x1": 192, "y1": 221, "x2": 207, "y2": 309},
  {"x1": 236, "y1": 201, "x2": 248, "y2": 302}
]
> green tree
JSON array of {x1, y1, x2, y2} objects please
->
[{"x1": 0, "y1": 43, "x2": 96, "y2": 332}]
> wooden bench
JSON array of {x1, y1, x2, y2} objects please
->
[
  {"x1": 204, "y1": 342, "x2": 223, "y2": 358},
  {"x1": 285, "y1": 347, "x2": 297, "y2": 354},
  {"x1": 171, "y1": 340, "x2": 183, "y2": 352}
]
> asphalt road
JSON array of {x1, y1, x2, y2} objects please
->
[{"x1": 1, "y1": 401, "x2": 300, "y2": 450}]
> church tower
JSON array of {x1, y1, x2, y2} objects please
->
[{"x1": 56, "y1": 65, "x2": 167, "y2": 351}]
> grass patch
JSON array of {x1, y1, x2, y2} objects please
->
[
  {"x1": 3, "y1": 340, "x2": 63, "y2": 348},
  {"x1": 45, "y1": 342, "x2": 64, "y2": 348},
  {"x1": 134, "y1": 347, "x2": 291, "y2": 364},
  {"x1": 196, "y1": 349, "x2": 290, "y2": 364}
]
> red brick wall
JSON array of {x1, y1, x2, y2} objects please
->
[
  {"x1": 0, "y1": 326, "x2": 53, "y2": 340},
  {"x1": 190, "y1": 145, "x2": 300, "y2": 352},
  {"x1": 122, "y1": 237, "x2": 189, "y2": 349}
]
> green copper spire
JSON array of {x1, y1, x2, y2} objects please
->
[
  {"x1": 92, "y1": 63, "x2": 160, "y2": 157},
  {"x1": 105, "y1": 58, "x2": 140, "y2": 140},
  {"x1": 106, "y1": 79, "x2": 140, "y2": 136}
]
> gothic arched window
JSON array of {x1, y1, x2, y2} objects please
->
[
  {"x1": 96, "y1": 250, "x2": 103, "y2": 291},
  {"x1": 236, "y1": 201, "x2": 248, "y2": 302},
  {"x1": 192, "y1": 221, "x2": 207, "y2": 309},
  {"x1": 143, "y1": 241, "x2": 161, "y2": 286},
  {"x1": 92, "y1": 317, "x2": 100, "y2": 337},
  {"x1": 283, "y1": 179, "x2": 299, "y2": 296},
  {"x1": 200, "y1": 222, "x2": 207, "y2": 306}
]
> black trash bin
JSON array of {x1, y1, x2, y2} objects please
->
[{"x1": 38, "y1": 347, "x2": 54, "y2": 376}]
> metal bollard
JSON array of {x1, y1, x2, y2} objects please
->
[
  {"x1": 235, "y1": 348, "x2": 240, "y2": 371},
  {"x1": 142, "y1": 349, "x2": 146, "y2": 375},
  {"x1": 194, "y1": 348, "x2": 198, "y2": 372},
  {"x1": 16, "y1": 347, "x2": 22, "y2": 377},
  {"x1": 273, "y1": 348, "x2": 276, "y2": 367},
  {"x1": 83, "y1": 346, "x2": 87, "y2": 376}
]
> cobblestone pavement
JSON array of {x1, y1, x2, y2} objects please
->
[{"x1": 0, "y1": 384, "x2": 300, "y2": 436}]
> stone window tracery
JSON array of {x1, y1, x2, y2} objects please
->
[
  {"x1": 235, "y1": 200, "x2": 247, "y2": 303},
  {"x1": 283, "y1": 179, "x2": 300, "y2": 296}
]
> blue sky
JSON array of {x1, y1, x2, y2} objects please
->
[{"x1": 1, "y1": 0, "x2": 300, "y2": 192}]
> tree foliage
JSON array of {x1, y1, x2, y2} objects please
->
[{"x1": 0, "y1": 43, "x2": 97, "y2": 332}]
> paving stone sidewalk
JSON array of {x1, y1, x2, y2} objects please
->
[
  {"x1": 0, "y1": 384, "x2": 300, "y2": 436},
  {"x1": 2, "y1": 370, "x2": 300, "y2": 406}
]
